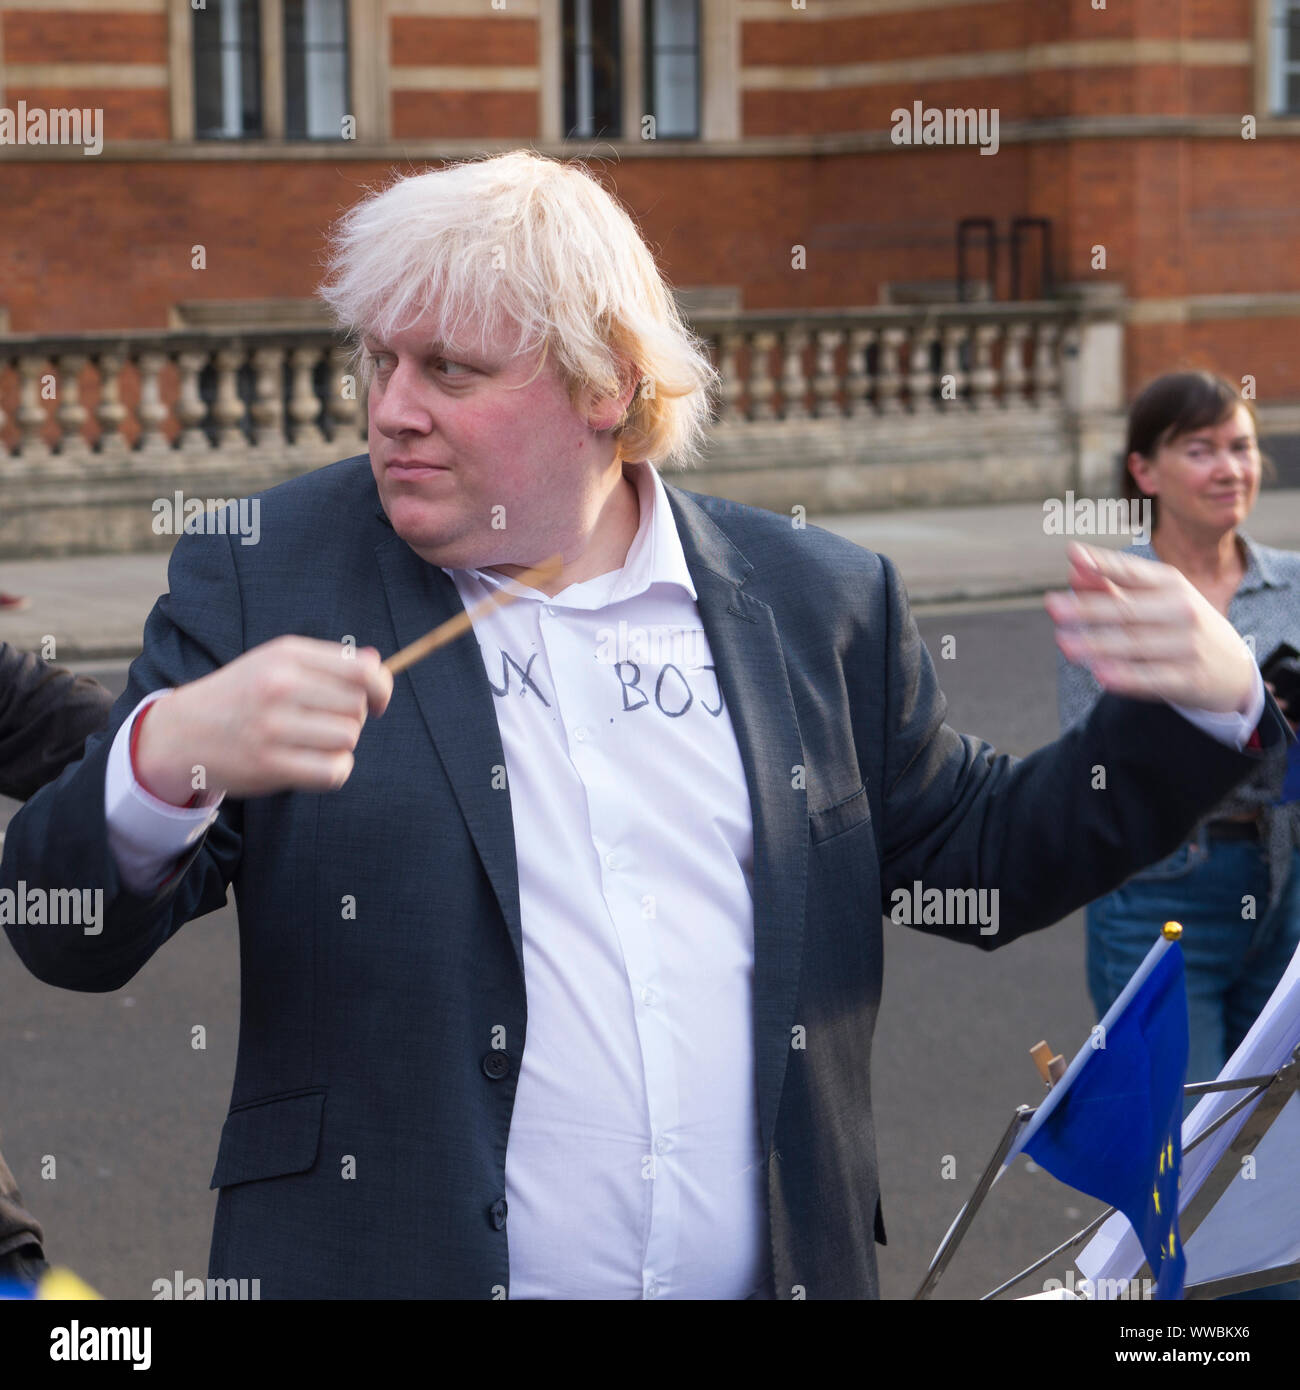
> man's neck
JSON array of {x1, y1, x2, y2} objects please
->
[{"x1": 490, "y1": 461, "x2": 642, "y2": 597}]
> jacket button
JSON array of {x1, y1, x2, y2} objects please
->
[
  {"x1": 482, "y1": 1051, "x2": 510, "y2": 1080},
  {"x1": 489, "y1": 1198, "x2": 508, "y2": 1230}
]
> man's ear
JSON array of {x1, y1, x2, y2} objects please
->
[{"x1": 585, "y1": 361, "x2": 641, "y2": 432}]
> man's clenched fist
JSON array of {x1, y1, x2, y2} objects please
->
[{"x1": 134, "y1": 636, "x2": 394, "y2": 805}]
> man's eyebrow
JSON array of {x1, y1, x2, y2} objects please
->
[{"x1": 360, "y1": 335, "x2": 468, "y2": 357}]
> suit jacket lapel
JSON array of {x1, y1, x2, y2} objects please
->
[
  {"x1": 374, "y1": 529, "x2": 525, "y2": 982},
  {"x1": 665, "y1": 485, "x2": 810, "y2": 1161}
]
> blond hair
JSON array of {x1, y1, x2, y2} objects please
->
[{"x1": 317, "y1": 149, "x2": 718, "y2": 468}]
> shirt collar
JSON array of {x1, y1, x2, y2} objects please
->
[
  {"x1": 442, "y1": 461, "x2": 697, "y2": 608},
  {"x1": 1235, "y1": 532, "x2": 1286, "y2": 594}
]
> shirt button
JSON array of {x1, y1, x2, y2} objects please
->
[
  {"x1": 574, "y1": 726, "x2": 588, "y2": 742},
  {"x1": 545, "y1": 606, "x2": 556, "y2": 617},
  {"x1": 604, "y1": 851, "x2": 618, "y2": 870},
  {"x1": 655, "y1": 1136, "x2": 670, "y2": 1155},
  {"x1": 489, "y1": 1198, "x2": 508, "y2": 1230},
  {"x1": 481, "y1": 1051, "x2": 510, "y2": 1080},
  {"x1": 640, "y1": 987, "x2": 656, "y2": 1007},
  {"x1": 645, "y1": 1279, "x2": 660, "y2": 1298}
]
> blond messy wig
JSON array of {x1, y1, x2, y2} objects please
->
[{"x1": 317, "y1": 149, "x2": 719, "y2": 469}]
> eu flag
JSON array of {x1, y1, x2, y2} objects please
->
[{"x1": 1016, "y1": 938, "x2": 1189, "y2": 1299}]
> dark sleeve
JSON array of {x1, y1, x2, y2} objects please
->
[
  {"x1": 1, "y1": 529, "x2": 245, "y2": 992},
  {"x1": 874, "y1": 553, "x2": 1292, "y2": 950},
  {"x1": 0, "y1": 1143, "x2": 44, "y2": 1262},
  {"x1": 0, "y1": 644, "x2": 115, "y2": 802}
]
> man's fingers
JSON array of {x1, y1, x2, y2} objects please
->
[
  {"x1": 1045, "y1": 587, "x2": 1191, "y2": 628},
  {"x1": 1066, "y1": 541, "x2": 1167, "y2": 589},
  {"x1": 1056, "y1": 627, "x2": 1192, "y2": 664},
  {"x1": 267, "y1": 711, "x2": 364, "y2": 754}
]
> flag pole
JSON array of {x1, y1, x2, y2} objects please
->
[{"x1": 913, "y1": 1105, "x2": 1035, "y2": 1300}]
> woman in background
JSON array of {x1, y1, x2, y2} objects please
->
[{"x1": 1058, "y1": 371, "x2": 1300, "y2": 1298}]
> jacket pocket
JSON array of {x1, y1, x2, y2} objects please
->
[
  {"x1": 209, "y1": 1088, "x2": 327, "y2": 1190},
  {"x1": 809, "y1": 784, "x2": 871, "y2": 844}
]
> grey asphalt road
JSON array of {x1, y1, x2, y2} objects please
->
[{"x1": 0, "y1": 602, "x2": 1108, "y2": 1301}]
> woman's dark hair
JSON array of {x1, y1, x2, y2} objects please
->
[{"x1": 1121, "y1": 371, "x2": 1273, "y2": 532}]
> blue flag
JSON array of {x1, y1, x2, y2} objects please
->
[{"x1": 1011, "y1": 938, "x2": 1189, "y2": 1299}]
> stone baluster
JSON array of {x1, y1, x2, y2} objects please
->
[
  {"x1": 779, "y1": 328, "x2": 810, "y2": 421},
  {"x1": 715, "y1": 332, "x2": 742, "y2": 423},
  {"x1": 1002, "y1": 321, "x2": 1031, "y2": 408},
  {"x1": 1032, "y1": 321, "x2": 1061, "y2": 404},
  {"x1": 288, "y1": 346, "x2": 325, "y2": 446},
  {"x1": 813, "y1": 329, "x2": 844, "y2": 418},
  {"x1": 969, "y1": 324, "x2": 1000, "y2": 411},
  {"x1": 94, "y1": 351, "x2": 130, "y2": 462},
  {"x1": 845, "y1": 328, "x2": 874, "y2": 417},
  {"x1": 136, "y1": 351, "x2": 172, "y2": 454},
  {"x1": 211, "y1": 349, "x2": 248, "y2": 449},
  {"x1": 54, "y1": 353, "x2": 91, "y2": 462},
  {"x1": 747, "y1": 331, "x2": 778, "y2": 422},
  {"x1": 327, "y1": 345, "x2": 362, "y2": 444},
  {"x1": 250, "y1": 346, "x2": 286, "y2": 448},
  {"x1": 939, "y1": 323, "x2": 969, "y2": 408},
  {"x1": 907, "y1": 321, "x2": 938, "y2": 413},
  {"x1": 175, "y1": 350, "x2": 210, "y2": 451},
  {"x1": 877, "y1": 327, "x2": 906, "y2": 415},
  {"x1": 16, "y1": 355, "x2": 53, "y2": 463}
]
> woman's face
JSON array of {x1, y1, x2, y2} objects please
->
[{"x1": 1130, "y1": 404, "x2": 1261, "y2": 536}]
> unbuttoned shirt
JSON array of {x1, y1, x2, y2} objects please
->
[{"x1": 103, "y1": 463, "x2": 1264, "y2": 1299}]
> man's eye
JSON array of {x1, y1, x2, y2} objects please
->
[
  {"x1": 366, "y1": 353, "x2": 393, "y2": 372},
  {"x1": 437, "y1": 359, "x2": 472, "y2": 377}
]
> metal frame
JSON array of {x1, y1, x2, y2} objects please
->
[{"x1": 913, "y1": 1045, "x2": 1300, "y2": 1300}]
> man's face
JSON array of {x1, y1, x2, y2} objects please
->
[{"x1": 365, "y1": 306, "x2": 614, "y2": 570}]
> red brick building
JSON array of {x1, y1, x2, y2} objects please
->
[{"x1": 0, "y1": 1, "x2": 1298, "y2": 403}]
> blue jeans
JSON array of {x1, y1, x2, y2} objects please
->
[{"x1": 1087, "y1": 834, "x2": 1300, "y2": 1300}]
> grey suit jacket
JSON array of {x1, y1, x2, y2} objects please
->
[{"x1": 1, "y1": 456, "x2": 1288, "y2": 1298}]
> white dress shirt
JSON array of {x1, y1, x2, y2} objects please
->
[{"x1": 102, "y1": 462, "x2": 1265, "y2": 1299}]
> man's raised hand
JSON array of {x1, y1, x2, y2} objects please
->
[
  {"x1": 1044, "y1": 542, "x2": 1257, "y2": 715},
  {"x1": 134, "y1": 636, "x2": 394, "y2": 805}
]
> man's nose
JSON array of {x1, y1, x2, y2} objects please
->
[{"x1": 370, "y1": 361, "x2": 434, "y2": 437}]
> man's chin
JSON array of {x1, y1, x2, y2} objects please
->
[{"x1": 386, "y1": 513, "x2": 502, "y2": 571}]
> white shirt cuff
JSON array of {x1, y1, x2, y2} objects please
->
[
  {"x1": 1168, "y1": 664, "x2": 1266, "y2": 751},
  {"x1": 105, "y1": 690, "x2": 224, "y2": 895}
]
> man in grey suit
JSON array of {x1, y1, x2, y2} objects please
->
[{"x1": 1, "y1": 151, "x2": 1288, "y2": 1299}]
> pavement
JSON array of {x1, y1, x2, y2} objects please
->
[{"x1": 4, "y1": 488, "x2": 1300, "y2": 661}]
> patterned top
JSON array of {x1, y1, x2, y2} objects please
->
[{"x1": 1057, "y1": 531, "x2": 1300, "y2": 913}]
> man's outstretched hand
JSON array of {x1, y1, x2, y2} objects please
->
[
  {"x1": 134, "y1": 636, "x2": 394, "y2": 805},
  {"x1": 1045, "y1": 541, "x2": 1258, "y2": 715}
]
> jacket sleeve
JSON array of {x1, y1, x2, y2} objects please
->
[
  {"x1": 0, "y1": 644, "x2": 115, "y2": 802},
  {"x1": 1, "y1": 528, "x2": 246, "y2": 992},
  {"x1": 873, "y1": 552, "x2": 1292, "y2": 950}
]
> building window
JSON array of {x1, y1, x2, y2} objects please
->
[
  {"x1": 285, "y1": 0, "x2": 351, "y2": 139},
  {"x1": 644, "y1": 0, "x2": 699, "y2": 138},
  {"x1": 563, "y1": 0, "x2": 622, "y2": 139},
  {"x1": 1270, "y1": 0, "x2": 1300, "y2": 112},
  {"x1": 193, "y1": 0, "x2": 263, "y2": 139},
  {"x1": 192, "y1": 0, "x2": 351, "y2": 140}
]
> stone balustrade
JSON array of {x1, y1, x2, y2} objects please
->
[{"x1": 0, "y1": 300, "x2": 1124, "y2": 557}]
